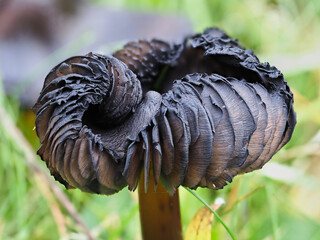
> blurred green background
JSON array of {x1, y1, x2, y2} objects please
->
[{"x1": 0, "y1": 0, "x2": 320, "y2": 239}]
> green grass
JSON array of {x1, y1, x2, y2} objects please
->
[{"x1": 1, "y1": 0, "x2": 320, "y2": 239}]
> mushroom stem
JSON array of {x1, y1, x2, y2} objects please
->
[{"x1": 138, "y1": 171, "x2": 182, "y2": 240}]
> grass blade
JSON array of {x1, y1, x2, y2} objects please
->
[{"x1": 184, "y1": 187, "x2": 236, "y2": 240}]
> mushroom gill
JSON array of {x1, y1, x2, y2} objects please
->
[{"x1": 33, "y1": 28, "x2": 296, "y2": 196}]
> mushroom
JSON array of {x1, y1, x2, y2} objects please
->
[{"x1": 33, "y1": 28, "x2": 296, "y2": 239}]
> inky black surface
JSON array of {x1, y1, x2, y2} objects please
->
[{"x1": 33, "y1": 28, "x2": 296, "y2": 195}]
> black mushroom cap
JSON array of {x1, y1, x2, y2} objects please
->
[{"x1": 33, "y1": 28, "x2": 296, "y2": 195}]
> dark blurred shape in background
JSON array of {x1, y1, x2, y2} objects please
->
[{"x1": 0, "y1": 0, "x2": 191, "y2": 107}]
